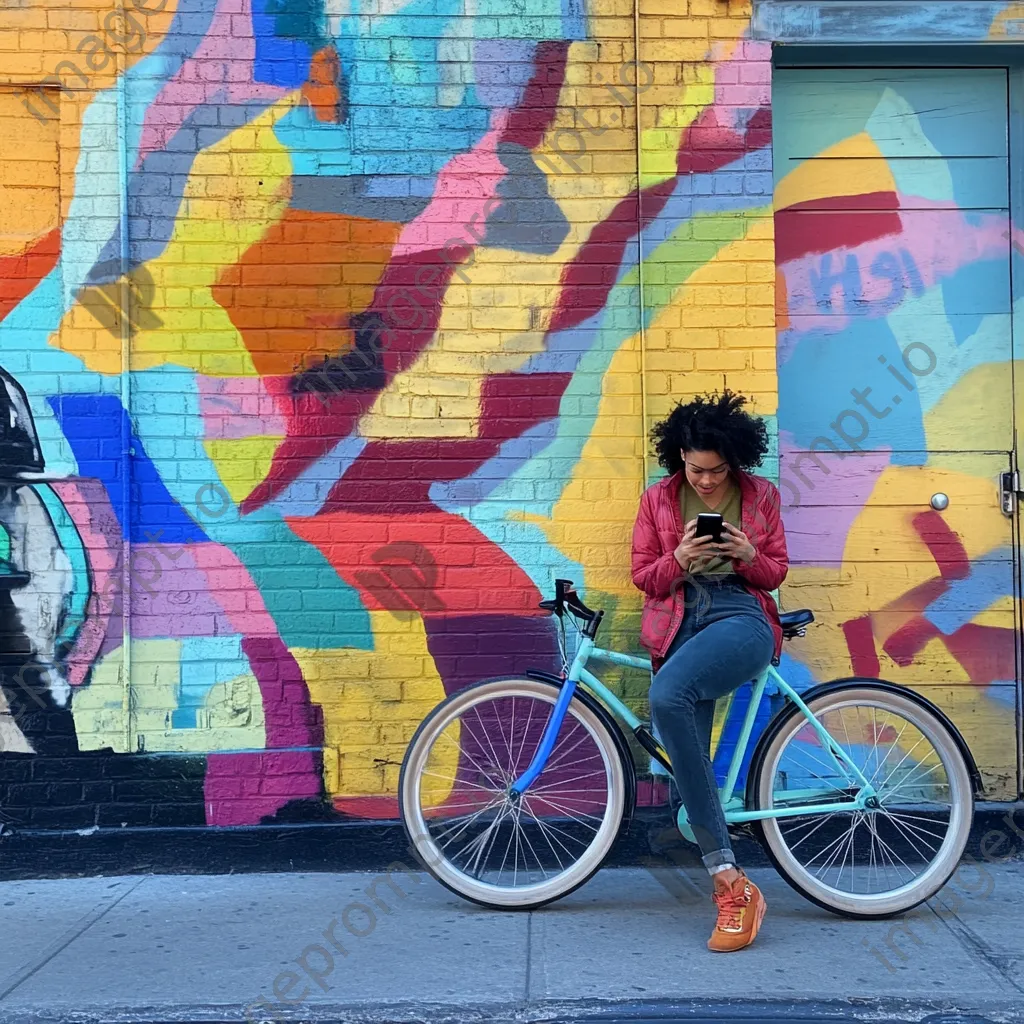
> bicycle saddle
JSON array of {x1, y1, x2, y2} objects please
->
[{"x1": 779, "y1": 608, "x2": 814, "y2": 639}]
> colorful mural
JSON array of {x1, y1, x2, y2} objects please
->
[{"x1": 0, "y1": 0, "x2": 1019, "y2": 832}]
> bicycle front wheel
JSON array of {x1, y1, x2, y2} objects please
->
[
  {"x1": 752, "y1": 682, "x2": 974, "y2": 918},
  {"x1": 399, "y1": 677, "x2": 629, "y2": 910}
]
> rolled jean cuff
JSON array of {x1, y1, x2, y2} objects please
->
[{"x1": 702, "y1": 848, "x2": 736, "y2": 872}]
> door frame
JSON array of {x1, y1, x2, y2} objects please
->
[{"x1": 772, "y1": 48, "x2": 1024, "y2": 798}]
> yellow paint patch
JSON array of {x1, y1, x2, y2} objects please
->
[
  {"x1": 71, "y1": 640, "x2": 267, "y2": 753},
  {"x1": 924, "y1": 359, "x2": 1015, "y2": 457},
  {"x1": 0, "y1": 89, "x2": 59, "y2": 257},
  {"x1": 639, "y1": 61, "x2": 714, "y2": 189},
  {"x1": 203, "y1": 436, "x2": 282, "y2": 505},
  {"x1": 53, "y1": 96, "x2": 297, "y2": 375},
  {"x1": 775, "y1": 132, "x2": 896, "y2": 211},
  {"x1": 360, "y1": 254, "x2": 562, "y2": 439},
  {"x1": 538, "y1": 332, "x2": 644, "y2": 602},
  {"x1": 644, "y1": 222, "x2": 778, "y2": 419},
  {"x1": 989, "y1": 3, "x2": 1024, "y2": 38},
  {"x1": 295, "y1": 610, "x2": 452, "y2": 800},
  {"x1": 72, "y1": 643, "x2": 133, "y2": 753}
]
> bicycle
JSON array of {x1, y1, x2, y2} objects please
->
[{"x1": 399, "y1": 578, "x2": 979, "y2": 918}]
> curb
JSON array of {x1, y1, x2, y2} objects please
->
[
  {"x1": 0, "y1": 802, "x2": 1021, "y2": 880},
  {"x1": 0, "y1": 996, "x2": 1020, "y2": 1024}
]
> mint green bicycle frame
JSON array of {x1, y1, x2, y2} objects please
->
[{"x1": 509, "y1": 637, "x2": 878, "y2": 824}]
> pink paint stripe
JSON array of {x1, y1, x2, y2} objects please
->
[
  {"x1": 392, "y1": 130, "x2": 505, "y2": 257},
  {"x1": 136, "y1": 0, "x2": 287, "y2": 165},
  {"x1": 198, "y1": 374, "x2": 288, "y2": 441},
  {"x1": 49, "y1": 479, "x2": 121, "y2": 687}
]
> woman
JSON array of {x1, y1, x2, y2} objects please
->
[{"x1": 631, "y1": 390, "x2": 788, "y2": 953}]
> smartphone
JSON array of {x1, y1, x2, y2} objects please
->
[{"x1": 694, "y1": 512, "x2": 724, "y2": 543}]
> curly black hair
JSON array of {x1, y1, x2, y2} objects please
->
[{"x1": 651, "y1": 390, "x2": 768, "y2": 475}]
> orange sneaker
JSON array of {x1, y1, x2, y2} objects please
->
[{"x1": 707, "y1": 871, "x2": 766, "y2": 952}]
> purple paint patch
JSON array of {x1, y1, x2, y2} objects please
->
[
  {"x1": 128, "y1": 544, "x2": 244, "y2": 639},
  {"x1": 779, "y1": 434, "x2": 891, "y2": 565},
  {"x1": 424, "y1": 613, "x2": 561, "y2": 695},
  {"x1": 472, "y1": 39, "x2": 538, "y2": 110},
  {"x1": 204, "y1": 749, "x2": 323, "y2": 826},
  {"x1": 242, "y1": 635, "x2": 323, "y2": 748},
  {"x1": 203, "y1": 637, "x2": 325, "y2": 825}
]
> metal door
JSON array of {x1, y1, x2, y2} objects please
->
[{"x1": 773, "y1": 66, "x2": 1019, "y2": 800}]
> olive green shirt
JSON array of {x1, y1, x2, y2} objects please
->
[{"x1": 679, "y1": 477, "x2": 741, "y2": 576}]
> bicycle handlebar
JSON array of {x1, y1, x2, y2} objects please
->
[{"x1": 538, "y1": 579, "x2": 604, "y2": 639}]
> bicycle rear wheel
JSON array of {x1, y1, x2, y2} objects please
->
[
  {"x1": 751, "y1": 681, "x2": 974, "y2": 918},
  {"x1": 399, "y1": 677, "x2": 629, "y2": 909}
]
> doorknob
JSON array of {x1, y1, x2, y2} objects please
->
[{"x1": 930, "y1": 493, "x2": 949, "y2": 511}]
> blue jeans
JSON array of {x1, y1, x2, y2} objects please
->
[{"x1": 648, "y1": 575, "x2": 774, "y2": 871}]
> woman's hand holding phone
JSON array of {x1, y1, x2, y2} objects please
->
[
  {"x1": 715, "y1": 521, "x2": 756, "y2": 564},
  {"x1": 673, "y1": 519, "x2": 715, "y2": 568}
]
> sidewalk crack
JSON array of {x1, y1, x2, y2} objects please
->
[
  {"x1": 0, "y1": 876, "x2": 148, "y2": 1001},
  {"x1": 931, "y1": 892, "x2": 1024, "y2": 995}
]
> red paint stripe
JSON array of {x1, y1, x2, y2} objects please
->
[
  {"x1": 882, "y1": 615, "x2": 942, "y2": 668},
  {"x1": 944, "y1": 623, "x2": 1015, "y2": 687},
  {"x1": 775, "y1": 192, "x2": 901, "y2": 265},
  {"x1": 912, "y1": 510, "x2": 971, "y2": 580},
  {"x1": 0, "y1": 227, "x2": 61, "y2": 323},
  {"x1": 676, "y1": 104, "x2": 771, "y2": 177},
  {"x1": 841, "y1": 615, "x2": 881, "y2": 677},
  {"x1": 502, "y1": 40, "x2": 570, "y2": 150},
  {"x1": 549, "y1": 177, "x2": 676, "y2": 334},
  {"x1": 478, "y1": 371, "x2": 570, "y2": 441}
]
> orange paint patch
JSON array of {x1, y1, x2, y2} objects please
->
[
  {"x1": 0, "y1": 227, "x2": 60, "y2": 323},
  {"x1": 301, "y1": 45, "x2": 345, "y2": 124},
  {"x1": 775, "y1": 266, "x2": 789, "y2": 330},
  {"x1": 211, "y1": 209, "x2": 401, "y2": 378}
]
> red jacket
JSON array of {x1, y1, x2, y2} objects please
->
[{"x1": 631, "y1": 469, "x2": 789, "y2": 669}]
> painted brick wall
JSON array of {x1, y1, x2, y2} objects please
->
[
  {"x1": 0, "y1": 0, "x2": 777, "y2": 829},
  {"x1": 3, "y1": 0, "x2": 1016, "y2": 835}
]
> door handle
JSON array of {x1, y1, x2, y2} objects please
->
[{"x1": 999, "y1": 471, "x2": 1019, "y2": 516}]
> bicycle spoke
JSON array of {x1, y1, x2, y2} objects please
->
[
  {"x1": 541, "y1": 725, "x2": 597, "y2": 775},
  {"x1": 880, "y1": 761, "x2": 946, "y2": 801},
  {"x1": 870, "y1": 826, "x2": 917, "y2": 887},
  {"x1": 783, "y1": 809, "x2": 845, "y2": 853},
  {"x1": 420, "y1": 769, "x2": 498, "y2": 794},
  {"x1": 472, "y1": 705, "x2": 513, "y2": 784},
  {"x1": 436, "y1": 726, "x2": 506, "y2": 787},
  {"x1": 865, "y1": 718, "x2": 910, "y2": 788},
  {"x1": 529, "y1": 769, "x2": 606, "y2": 793},
  {"x1": 528, "y1": 794, "x2": 605, "y2": 828},
  {"x1": 880, "y1": 808, "x2": 946, "y2": 849},
  {"x1": 874, "y1": 733, "x2": 928, "y2": 794},
  {"x1": 435, "y1": 797, "x2": 506, "y2": 851},
  {"x1": 516, "y1": 807, "x2": 561, "y2": 877}
]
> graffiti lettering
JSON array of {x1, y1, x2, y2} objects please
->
[{"x1": 809, "y1": 248, "x2": 925, "y2": 317}]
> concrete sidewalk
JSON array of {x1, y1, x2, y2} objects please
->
[{"x1": 0, "y1": 862, "x2": 1022, "y2": 1024}]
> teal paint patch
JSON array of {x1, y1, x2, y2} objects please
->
[{"x1": 130, "y1": 366, "x2": 374, "y2": 652}]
